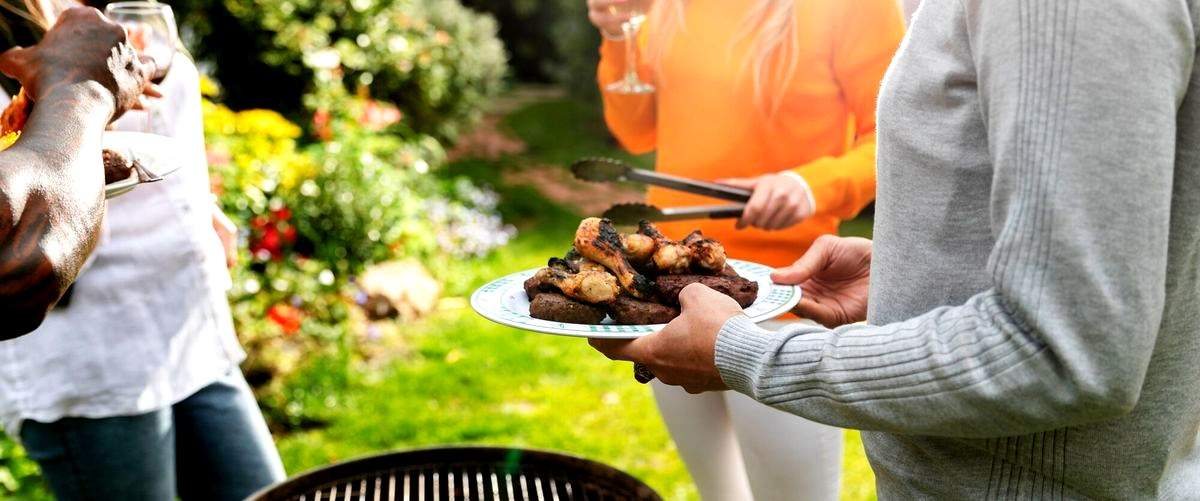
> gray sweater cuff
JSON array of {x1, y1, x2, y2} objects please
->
[{"x1": 714, "y1": 314, "x2": 774, "y2": 396}]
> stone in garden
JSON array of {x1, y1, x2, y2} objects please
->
[{"x1": 359, "y1": 259, "x2": 442, "y2": 321}]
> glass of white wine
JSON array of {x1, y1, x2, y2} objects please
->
[
  {"x1": 104, "y1": 1, "x2": 179, "y2": 132},
  {"x1": 605, "y1": 0, "x2": 655, "y2": 95}
]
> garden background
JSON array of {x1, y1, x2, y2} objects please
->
[{"x1": 0, "y1": 1, "x2": 877, "y2": 498}]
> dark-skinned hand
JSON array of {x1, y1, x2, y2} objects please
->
[{"x1": 0, "y1": 7, "x2": 163, "y2": 120}]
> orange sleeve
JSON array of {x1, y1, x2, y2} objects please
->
[
  {"x1": 597, "y1": 37, "x2": 657, "y2": 154},
  {"x1": 793, "y1": 0, "x2": 905, "y2": 220}
]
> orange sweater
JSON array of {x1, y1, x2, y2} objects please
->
[{"x1": 598, "y1": 0, "x2": 904, "y2": 267}]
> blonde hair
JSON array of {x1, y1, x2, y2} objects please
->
[
  {"x1": 0, "y1": 0, "x2": 56, "y2": 29},
  {"x1": 644, "y1": 0, "x2": 799, "y2": 116}
]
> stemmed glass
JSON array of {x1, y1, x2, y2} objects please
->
[
  {"x1": 605, "y1": 0, "x2": 655, "y2": 95},
  {"x1": 104, "y1": 1, "x2": 178, "y2": 131}
]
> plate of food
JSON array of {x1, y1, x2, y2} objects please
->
[
  {"x1": 471, "y1": 217, "x2": 801, "y2": 339},
  {"x1": 101, "y1": 131, "x2": 182, "y2": 199}
]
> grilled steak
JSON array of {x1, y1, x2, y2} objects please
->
[
  {"x1": 524, "y1": 274, "x2": 551, "y2": 300},
  {"x1": 655, "y1": 275, "x2": 758, "y2": 308},
  {"x1": 608, "y1": 295, "x2": 679, "y2": 325},
  {"x1": 529, "y1": 292, "x2": 608, "y2": 324}
]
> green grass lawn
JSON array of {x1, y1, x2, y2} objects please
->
[{"x1": 275, "y1": 96, "x2": 877, "y2": 500}]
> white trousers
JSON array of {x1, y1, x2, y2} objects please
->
[{"x1": 652, "y1": 322, "x2": 843, "y2": 501}]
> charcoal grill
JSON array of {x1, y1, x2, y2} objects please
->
[{"x1": 247, "y1": 446, "x2": 662, "y2": 501}]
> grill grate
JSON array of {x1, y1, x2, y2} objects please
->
[{"x1": 250, "y1": 447, "x2": 661, "y2": 501}]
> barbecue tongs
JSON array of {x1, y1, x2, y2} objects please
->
[{"x1": 570, "y1": 157, "x2": 750, "y2": 224}]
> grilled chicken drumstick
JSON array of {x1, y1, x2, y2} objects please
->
[
  {"x1": 637, "y1": 220, "x2": 692, "y2": 274},
  {"x1": 682, "y1": 230, "x2": 727, "y2": 273},
  {"x1": 620, "y1": 233, "x2": 656, "y2": 265},
  {"x1": 574, "y1": 217, "x2": 655, "y2": 298},
  {"x1": 531, "y1": 264, "x2": 621, "y2": 304}
]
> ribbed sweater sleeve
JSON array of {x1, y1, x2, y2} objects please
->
[{"x1": 715, "y1": 0, "x2": 1195, "y2": 438}]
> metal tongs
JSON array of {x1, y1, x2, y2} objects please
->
[{"x1": 570, "y1": 157, "x2": 750, "y2": 224}]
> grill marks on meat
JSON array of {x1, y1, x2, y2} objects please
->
[
  {"x1": 624, "y1": 222, "x2": 727, "y2": 275},
  {"x1": 574, "y1": 218, "x2": 655, "y2": 298},
  {"x1": 530, "y1": 293, "x2": 608, "y2": 324},
  {"x1": 682, "y1": 230, "x2": 727, "y2": 273},
  {"x1": 528, "y1": 219, "x2": 757, "y2": 325},
  {"x1": 637, "y1": 220, "x2": 691, "y2": 274},
  {"x1": 529, "y1": 265, "x2": 620, "y2": 304},
  {"x1": 656, "y1": 274, "x2": 759, "y2": 308}
]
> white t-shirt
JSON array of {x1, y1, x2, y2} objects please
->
[{"x1": 0, "y1": 56, "x2": 244, "y2": 436}]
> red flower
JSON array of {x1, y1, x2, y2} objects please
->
[
  {"x1": 267, "y1": 304, "x2": 303, "y2": 335},
  {"x1": 272, "y1": 207, "x2": 292, "y2": 221},
  {"x1": 312, "y1": 108, "x2": 333, "y2": 141}
]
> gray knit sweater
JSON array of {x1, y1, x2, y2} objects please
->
[{"x1": 714, "y1": 0, "x2": 1200, "y2": 499}]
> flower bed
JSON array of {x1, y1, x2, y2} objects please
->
[{"x1": 203, "y1": 80, "x2": 515, "y2": 429}]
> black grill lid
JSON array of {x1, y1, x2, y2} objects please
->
[{"x1": 247, "y1": 446, "x2": 663, "y2": 501}]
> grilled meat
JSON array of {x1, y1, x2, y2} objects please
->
[
  {"x1": 574, "y1": 217, "x2": 655, "y2": 298},
  {"x1": 608, "y1": 295, "x2": 680, "y2": 325},
  {"x1": 528, "y1": 265, "x2": 620, "y2": 304},
  {"x1": 682, "y1": 230, "x2": 727, "y2": 274},
  {"x1": 621, "y1": 233, "x2": 656, "y2": 265},
  {"x1": 530, "y1": 293, "x2": 608, "y2": 324},
  {"x1": 655, "y1": 274, "x2": 758, "y2": 308},
  {"x1": 0, "y1": 88, "x2": 30, "y2": 137},
  {"x1": 524, "y1": 273, "x2": 553, "y2": 300},
  {"x1": 636, "y1": 220, "x2": 691, "y2": 273}
]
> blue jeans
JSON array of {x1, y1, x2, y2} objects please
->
[{"x1": 20, "y1": 370, "x2": 286, "y2": 501}]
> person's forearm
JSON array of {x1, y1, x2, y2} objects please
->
[
  {"x1": 716, "y1": 296, "x2": 1122, "y2": 438},
  {"x1": 0, "y1": 81, "x2": 113, "y2": 338}
]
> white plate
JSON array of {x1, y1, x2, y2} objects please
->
[
  {"x1": 471, "y1": 259, "x2": 801, "y2": 339},
  {"x1": 102, "y1": 131, "x2": 182, "y2": 199}
]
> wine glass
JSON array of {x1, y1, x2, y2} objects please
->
[
  {"x1": 605, "y1": 0, "x2": 655, "y2": 95},
  {"x1": 104, "y1": 1, "x2": 179, "y2": 131}
]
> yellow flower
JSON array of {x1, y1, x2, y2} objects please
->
[
  {"x1": 199, "y1": 75, "x2": 221, "y2": 97},
  {"x1": 236, "y1": 109, "x2": 302, "y2": 139}
]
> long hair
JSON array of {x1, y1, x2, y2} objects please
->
[
  {"x1": 0, "y1": 0, "x2": 55, "y2": 30},
  {"x1": 643, "y1": 0, "x2": 800, "y2": 116}
]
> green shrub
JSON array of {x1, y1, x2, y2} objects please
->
[
  {"x1": 177, "y1": 0, "x2": 507, "y2": 142},
  {"x1": 203, "y1": 82, "x2": 513, "y2": 426},
  {"x1": 0, "y1": 435, "x2": 50, "y2": 500}
]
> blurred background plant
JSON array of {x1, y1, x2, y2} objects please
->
[
  {"x1": 202, "y1": 75, "x2": 514, "y2": 430},
  {"x1": 174, "y1": 0, "x2": 507, "y2": 141}
]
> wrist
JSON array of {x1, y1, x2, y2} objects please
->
[
  {"x1": 713, "y1": 315, "x2": 773, "y2": 395},
  {"x1": 41, "y1": 80, "x2": 116, "y2": 123},
  {"x1": 781, "y1": 171, "x2": 817, "y2": 215}
]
